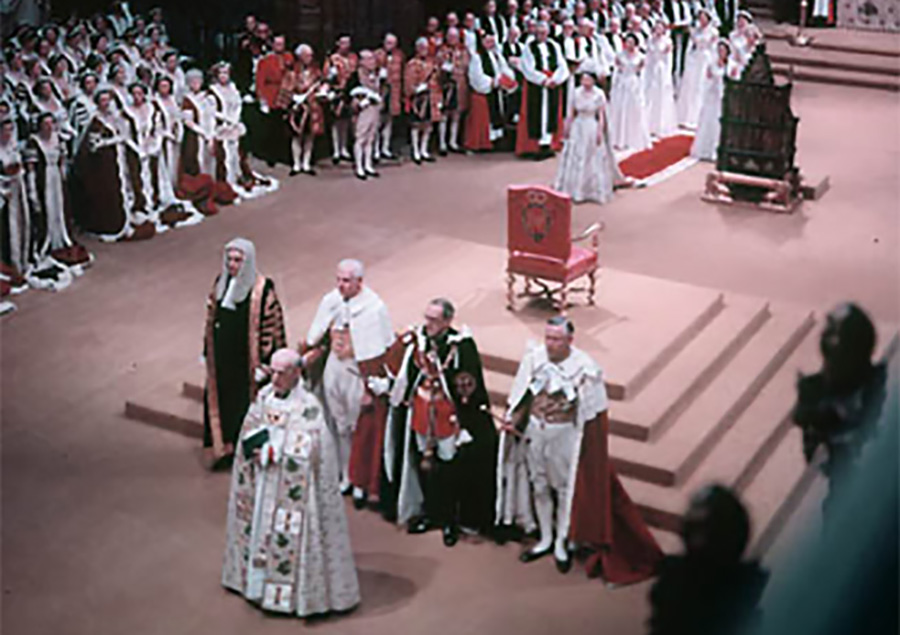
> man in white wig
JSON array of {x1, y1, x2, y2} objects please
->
[
  {"x1": 221, "y1": 348, "x2": 361, "y2": 618},
  {"x1": 203, "y1": 238, "x2": 286, "y2": 470},
  {"x1": 303, "y1": 259, "x2": 394, "y2": 508}
]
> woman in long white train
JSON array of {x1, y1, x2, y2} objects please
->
[
  {"x1": 0, "y1": 117, "x2": 33, "y2": 291},
  {"x1": 608, "y1": 32, "x2": 652, "y2": 152},
  {"x1": 207, "y1": 62, "x2": 278, "y2": 200},
  {"x1": 553, "y1": 61, "x2": 625, "y2": 205},
  {"x1": 690, "y1": 40, "x2": 739, "y2": 162},
  {"x1": 677, "y1": 8, "x2": 719, "y2": 129},
  {"x1": 643, "y1": 20, "x2": 678, "y2": 139},
  {"x1": 24, "y1": 113, "x2": 92, "y2": 287}
]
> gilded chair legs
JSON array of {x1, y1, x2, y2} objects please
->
[
  {"x1": 506, "y1": 271, "x2": 516, "y2": 311},
  {"x1": 588, "y1": 270, "x2": 596, "y2": 306}
]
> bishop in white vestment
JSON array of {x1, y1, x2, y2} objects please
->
[{"x1": 221, "y1": 349, "x2": 361, "y2": 618}]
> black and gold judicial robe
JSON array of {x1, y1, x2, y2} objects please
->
[{"x1": 203, "y1": 274, "x2": 286, "y2": 462}]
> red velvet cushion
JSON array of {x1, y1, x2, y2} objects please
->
[{"x1": 509, "y1": 245, "x2": 597, "y2": 283}]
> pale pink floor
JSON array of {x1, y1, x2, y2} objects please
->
[{"x1": 1, "y1": 80, "x2": 897, "y2": 634}]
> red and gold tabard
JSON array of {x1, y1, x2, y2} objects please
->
[
  {"x1": 375, "y1": 47, "x2": 405, "y2": 116},
  {"x1": 411, "y1": 378, "x2": 458, "y2": 439},
  {"x1": 291, "y1": 63, "x2": 325, "y2": 136},
  {"x1": 408, "y1": 347, "x2": 458, "y2": 439},
  {"x1": 403, "y1": 56, "x2": 442, "y2": 123},
  {"x1": 324, "y1": 52, "x2": 358, "y2": 90}
]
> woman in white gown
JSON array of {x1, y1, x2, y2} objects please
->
[
  {"x1": 553, "y1": 61, "x2": 625, "y2": 204},
  {"x1": 643, "y1": 21, "x2": 678, "y2": 139},
  {"x1": 690, "y1": 40, "x2": 739, "y2": 161},
  {"x1": 609, "y1": 33, "x2": 652, "y2": 152},
  {"x1": 677, "y1": 8, "x2": 718, "y2": 129}
]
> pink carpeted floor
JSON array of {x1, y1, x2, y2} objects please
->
[{"x1": 1, "y1": 79, "x2": 897, "y2": 635}]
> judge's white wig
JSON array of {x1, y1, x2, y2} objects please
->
[
  {"x1": 415, "y1": 36, "x2": 429, "y2": 49},
  {"x1": 337, "y1": 258, "x2": 364, "y2": 279},
  {"x1": 217, "y1": 237, "x2": 258, "y2": 310},
  {"x1": 295, "y1": 44, "x2": 312, "y2": 57},
  {"x1": 185, "y1": 68, "x2": 204, "y2": 82}
]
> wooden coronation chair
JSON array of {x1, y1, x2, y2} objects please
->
[{"x1": 506, "y1": 185, "x2": 602, "y2": 313}]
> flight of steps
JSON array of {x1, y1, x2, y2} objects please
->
[
  {"x1": 749, "y1": 8, "x2": 900, "y2": 92},
  {"x1": 124, "y1": 290, "x2": 898, "y2": 556}
]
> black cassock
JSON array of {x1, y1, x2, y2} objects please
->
[{"x1": 203, "y1": 292, "x2": 251, "y2": 451}]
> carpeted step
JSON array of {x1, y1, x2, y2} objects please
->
[
  {"x1": 484, "y1": 368, "x2": 514, "y2": 409},
  {"x1": 610, "y1": 306, "x2": 816, "y2": 487},
  {"x1": 743, "y1": 428, "x2": 819, "y2": 557},
  {"x1": 772, "y1": 62, "x2": 900, "y2": 91},
  {"x1": 610, "y1": 297, "x2": 771, "y2": 441},
  {"x1": 124, "y1": 382, "x2": 203, "y2": 439},
  {"x1": 766, "y1": 38, "x2": 900, "y2": 76},
  {"x1": 622, "y1": 324, "x2": 821, "y2": 532}
]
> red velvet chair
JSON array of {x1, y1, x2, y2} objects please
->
[{"x1": 506, "y1": 185, "x2": 602, "y2": 313}]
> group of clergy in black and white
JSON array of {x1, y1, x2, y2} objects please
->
[{"x1": 0, "y1": 3, "x2": 280, "y2": 310}]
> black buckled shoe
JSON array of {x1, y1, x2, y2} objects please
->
[
  {"x1": 442, "y1": 525, "x2": 459, "y2": 547},
  {"x1": 555, "y1": 555, "x2": 572, "y2": 574},
  {"x1": 519, "y1": 546, "x2": 552, "y2": 563},
  {"x1": 407, "y1": 517, "x2": 431, "y2": 535}
]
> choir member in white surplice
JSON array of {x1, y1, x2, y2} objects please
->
[
  {"x1": 222, "y1": 348, "x2": 361, "y2": 618},
  {"x1": 465, "y1": 34, "x2": 516, "y2": 151}
]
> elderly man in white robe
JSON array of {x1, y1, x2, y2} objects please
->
[
  {"x1": 304, "y1": 259, "x2": 395, "y2": 509},
  {"x1": 222, "y1": 348, "x2": 361, "y2": 617}
]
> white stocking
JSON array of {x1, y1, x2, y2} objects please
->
[
  {"x1": 411, "y1": 128, "x2": 421, "y2": 161},
  {"x1": 302, "y1": 138, "x2": 314, "y2": 171},
  {"x1": 438, "y1": 118, "x2": 448, "y2": 152},
  {"x1": 290, "y1": 137, "x2": 302, "y2": 171},
  {"x1": 331, "y1": 126, "x2": 341, "y2": 159},
  {"x1": 450, "y1": 114, "x2": 461, "y2": 150},
  {"x1": 531, "y1": 492, "x2": 554, "y2": 553},
  {"x1": 364, "y1": 142, "x2": 374, "y2": 173},
  {"x1": 421, "y1": 127, "x2": 432, "y2": 158},
  {"x1": 354, "y1": 137, "x2": 365, "y2": 176},
  {"x1": 381, "y1": 117, "x2": 393, "y2": 155}
]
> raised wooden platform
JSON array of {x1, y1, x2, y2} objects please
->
[{"x1": 123, "y1": 236, "x2": 899, "y2": 555}]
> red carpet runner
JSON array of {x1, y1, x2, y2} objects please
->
[{"x1": 619, "y1": 134, "x2": 695, "y2": 181}]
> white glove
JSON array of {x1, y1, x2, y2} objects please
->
[
  {"x1": 442, "y1": 61, "x2": 454, "y2": 72},
  {"x1": 378, "y1": 67, "x2": 388, "y2": 79},
  {"x1": 254, "y1": 366, "x2": 269, "y2": 383},
  {"x1": 456, "y1": 429, "x2": 474, "y2": 447},
  {"x1": 259, "y1": 101, "x2": 270, "y2": 114},
  {"x1": 360, "y1": 98, "x2": 371, "y2": 109},
  {"x1": 415, "y1": 82, "x2": 428, "y2": 94},
  {"x1": 366, "y1": 376, "x2": 391, "y2": 396}
]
